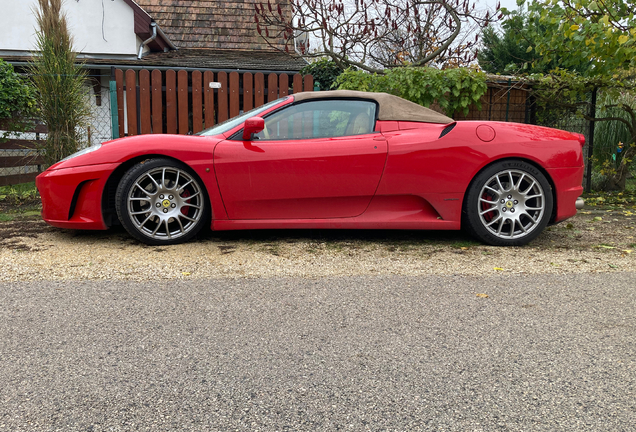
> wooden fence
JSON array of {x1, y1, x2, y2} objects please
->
[
  {"x1": 0, "y1": 120, "x2": 47, "y2": 187},
  {"x1": 113, "y1": 69, "x2": 314, "y2": 137}
]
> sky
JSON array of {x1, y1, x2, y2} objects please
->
[{"x1": 480, "y1": 0, "x2": 523, "y2": 13}]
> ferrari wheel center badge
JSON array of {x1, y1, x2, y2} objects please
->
[
  {"x1": 506, "y1": 200, "x2": 514, "y2": 208},
  {"x1": 162, "y1": 199, "x2": 171, "y2": 208}
]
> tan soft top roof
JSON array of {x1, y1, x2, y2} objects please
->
[{"x1": 293, "y1": 90, "x2": 454, "y2": 124}]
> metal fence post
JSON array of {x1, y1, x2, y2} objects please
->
[
  {"x1": 109, "y1": 67, "x2": 119, "y2": 139},
  {"x1": 585, "y1": 87, "x2": 598, "y2": 192},
  {"x1": 505, "y1": 79, "x2": 511, "y2": 122}
]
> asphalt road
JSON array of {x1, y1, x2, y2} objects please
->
[{"x1": 1, "y1": 273, "x2": 635, "y2": 431}]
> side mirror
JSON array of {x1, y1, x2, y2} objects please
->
[{"x1": 242, "y1": 116, "x2": 265, "y2": 140}]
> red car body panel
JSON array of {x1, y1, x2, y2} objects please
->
[
  {"x1": 213, "y1": 133, "x2": 388, "y2": 219},
  {"x1": 37, "y1": 163, "x2": 116, "y2": 230},
  {"x1": 36, "y1": 95, "x2": 585, "y2": 236}
]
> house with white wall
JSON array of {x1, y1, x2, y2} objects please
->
[
  {"x1": 0, "y1": 0, "x2": 305, "y2": 143},
  {"x1": 0, "y1": 0, "x2": 176, "y2": 143}
]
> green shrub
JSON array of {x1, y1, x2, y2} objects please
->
[
  {"x1": 335, "y1": 67, "x2": 487, "y2": 117},
  {"x1": 300, "y1": 59, "x2": 346, "y2": 91},
  {"x1": 0, "y1": 59, "x2": 37, "y2": 128}
]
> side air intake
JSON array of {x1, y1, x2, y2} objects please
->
[{"x1": 439, "y1": 122, "x2": 456, "y2": 139}]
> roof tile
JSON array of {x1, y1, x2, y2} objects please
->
[{"x1": 135, "y1": 0, "x2": 290, "y2": 51}]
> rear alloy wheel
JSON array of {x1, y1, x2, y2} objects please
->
[
  {"x1": 116, "y1": 159, "x2": 209, "y2": 245},
  {"x1": 464, "y1": 160, "x2": 553, "y2": 246}
]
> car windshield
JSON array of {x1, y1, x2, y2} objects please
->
[{"x1": 196, "y1": 97, "x2": 289, "y2": 136}]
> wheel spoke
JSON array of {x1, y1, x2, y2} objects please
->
[
  {"x1": 484, "y1": 185, "x2": 499, "y2": 195},
  {"x1": 147, "y1": 175, "x2": 160, "y2": 189},
  {"x1": 130, "y1": 210, "x2": 150, "y2": 216},
  {"x1": 515, "y1": 173, "x2": 525, "y2": 190},
  {"x1": 496, "y1": 219, "x2": 505, "y2": 234},
  {"x1": 178, "y1": 179, "x2": 193, "y2": 193},
  {"x1": 175, "y1": 217, "x2": 185, "y2": 233},
  {"x1": 134, "y1": 182, "x2": 152, "y2": 196},
  {"x1": 137, "y1": 214, "x2": 153, "y2": 228},
  {"x1": 173, "y1": 170, "x2": 180, "y2": 190},
  {"x1": 151, "y1": 221, "x2": 162, "y2": 236},
  {"x1": 480, "y1": 207, "x2": 497, "y2": 216},
  {"x1": 181, "y1": 214, "x2": 197, "y2": 222},
  {"x1": 480, "y1": 197, "x2": 498, "y2": 205},
  {"x1": 182, "y1": 191, "x2": 201, "y2": 201},
  {"x1": 485, "y1": 215, "x2": 502, "y2": 227},
  {"x1": 496, "y1": 175, "x2": 505, "y2": 192},
  {"x1": 129, "y1": 197, "x2": 151, "y2": 202},
  {"x1": 522, "y1": 181, "x2": 536, "y2": 195},
  {"x1": 164, "y1": 220, "x2": 171, "y2": 239}
]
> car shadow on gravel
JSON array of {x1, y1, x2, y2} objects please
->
[{"x1": 2, "y1": 206, "x2": 634, "y2": 253}]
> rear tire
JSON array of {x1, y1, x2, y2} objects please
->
[
  {"x1": 463, "y1": 160, "x2": 553, "y2": 246},
  {"x1": 115, "y1": 158, "x2": 209, "y2": 245}
]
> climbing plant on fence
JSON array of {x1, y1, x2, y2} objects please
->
[{"x1": 335, "y1": 67, "x2": 488, "y2": 117}]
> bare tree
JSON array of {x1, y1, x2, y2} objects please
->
[{"x1": 255, "y1": 0, "x2": 498, "y2": 72}]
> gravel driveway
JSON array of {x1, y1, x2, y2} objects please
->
[{"x1": 1, "y1": 206, "x2": 634, "y2": 281}]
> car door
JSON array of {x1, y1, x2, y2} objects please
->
[{"x1": 214, "y1": 99, "x2": 388, "y2": 220}]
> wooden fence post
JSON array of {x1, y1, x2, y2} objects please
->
[
  {"x1": 254, "y1": 73, "x2": 264, "y2": 108},
  {"x1": 115, "y1": 69, "x2": 125, "y2": 137},
  {"x1": 243, "y1": 72, "x2": 253, "y2": 112},
  {"x1": 151, "y1": 70, "x2": 163, "y2": 134},
  {"x1": 165, "y1": 70, "x2": 177, "y2": 134},
  {"x1": 178, "y1": 70, "x2": 189, "y2": 134},
  {"x1": 192, "y1": 71, "x2": 203, "y2": 134},
  {"x1": 217, "y1": 72, "x2": 228, "y2": 123},
  {"x1": 125, "y1": 69, "x2": 138, "y2": 136},
  {"x1": 279, "y1": 73, "x2": 289, "y2": 96},
  {"x1": 268, "y1": 73, "x2": 278, "y2": 102},
  {"x1": 139, "y1": 69, "x2": 151, "y2": 135},
  {"x1": 203, "y1": 71, "x2": 215, "y2": 128},
  {"x1": 292, "y1": 74, "x2": 302, "y2": 94}
]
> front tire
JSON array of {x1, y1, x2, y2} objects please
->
[
  {"x1": 115, "y1": 158, "x2": 209, "y2": 245},
  {"x1": 463, "y1": 160, "x2": 553, "y2": 246}
]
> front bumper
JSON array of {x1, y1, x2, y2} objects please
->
[{"x1": 36, "y1": 163, "x2": 119, "y2": 230}]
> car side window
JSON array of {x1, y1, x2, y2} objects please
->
[{"x1": 254, "y1": 99, "x2": 377, "y2": 140}]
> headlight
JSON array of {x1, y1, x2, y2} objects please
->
[{"x1": 59, "y1": 144, "x2": 102, "y2": 162}]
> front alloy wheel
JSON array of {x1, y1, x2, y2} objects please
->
[
  {"x1": 116, "y1": 159, "x2": 209, "y2": 245},
  {"x1": 464, "y1": 160, "x2": 553, "y2": 246}
]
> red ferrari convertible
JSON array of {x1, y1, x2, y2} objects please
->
[{"x1": 36, "y1": 90, "x2": 585, "y2": 246}]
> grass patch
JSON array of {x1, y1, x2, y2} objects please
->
[
  {"x1": 0, "y1": 208, "x2": 41, "y2": 222},
  {"x1": 0, "y1": 182, "x2": 41, "y2": 222},
  {"x1": 451, "y1": 240, "x2": 480, "y2": 249},
  {"x1": 0, "y1": 181, "x2": 39, "y2": 204}
]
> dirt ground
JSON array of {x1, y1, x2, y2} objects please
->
[{"x1": 1, "y1": 198, "x2": 634, "y2": 282}]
